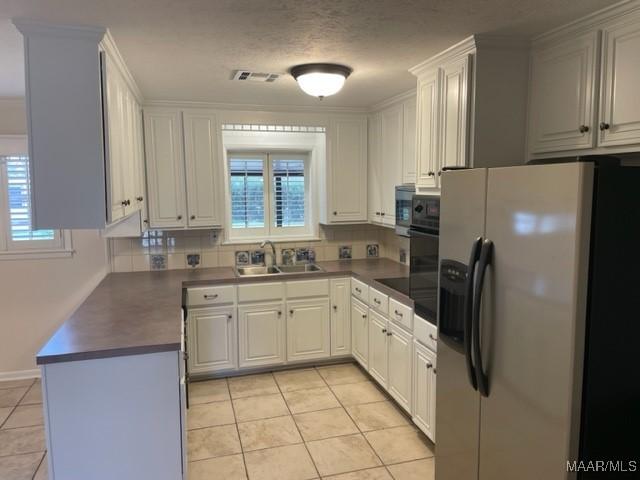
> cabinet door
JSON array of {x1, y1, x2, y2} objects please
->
[
  {"x1": 415, "y1": 71, "x2": 440, "y2": 188},
  {"x1": 413, "y1": 341, "x2": 436, "y2": 442},
  {"x1": 287, "y1": 298, "x2": 331, "y2": 362},
  {"x1": 351, "y1": 297, "x2": 369, "y2": 369},
  {"x1": 402, "y1": 96, "x2": 417, "y2": 184},
  {"x1": 103, "y1": 53, "x2": 126, "y2": 223},
  {"x1": 144, "y1": 108, "x2": 187, "y2": 228},
  {"x1": 238, "y1": 302, "x2": 285, "y2": 368},
  {"x1": 187, "y1": 306, "x2": 237, "y2": 374},
  {"x1": 121, "y1": 88, "x2": 140, "y2": 218},
  {"x1": 330, "y1": 278, "x2": 351, "y2": 356},
  {"x1": 133, "y1": 105, "x2": 148, "y2": 225},
  {"x1": 328, "y1": 116, "x2": 368, "y2": 222},
  {"x1": 599, "y1": 19, "x2": 640, "y2": 147},
  {"x1": 440, "y1": 55, "x2": 471, "y2": 172},
  {"x1": 387, "y1": 324, "x2": 413, "y2": 413},
  {"x1": 367, "y1": 113, "x2": 383, "y2": 224},
  {"x1": 183, "y1": 111, "x2": 222, "y2": 227},
  {"x1": 381, "y1": 104, "x2": 404, "y2": 225},
  {"x1": 368, "y1": 310, "x2": 388, "y2": 387},
  {"x1": 528, "y1": 32, "x2": 600, "y2": 154}
]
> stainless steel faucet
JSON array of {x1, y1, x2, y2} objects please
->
[{"x1": 260, "y1": 240, "x2": 277, "y2": 267}]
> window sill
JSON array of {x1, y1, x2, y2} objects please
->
[
  {"x1": 223, "y1": 236, "x2": 322, "y2": 246},
  {"x1": 0, "y1": 249, "x2": 75, "y2": 261}
]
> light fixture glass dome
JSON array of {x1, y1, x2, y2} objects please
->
[{"x1": 291, "y1": 63, "x2": 352, "y2": 99}]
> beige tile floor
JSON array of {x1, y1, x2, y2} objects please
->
[
  {"x1": 0, "y1": 378, "x2": 47, "y2": 480},
  {"x1": 0, "y1": 362, "x2": 435, "y2": 480},
  {"x1": 187, "y1": 362, "x2": 435, "y2": 480}
]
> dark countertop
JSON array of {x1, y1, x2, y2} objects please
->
[{"x1": 37, "y1": 258, "x2": 410, "y2": 365}]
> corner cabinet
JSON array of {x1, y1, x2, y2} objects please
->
[
  {"x1": 323, "y1": 116, "x2": 368, "y2": 223},
  {"x1": 411, "y1": 35, "x2": 530, "y2": 189},
  {"x1": 144, "y1": 108, "x2": 223, "y2": 229},
  {"x1": 527, "y1": 6, "x2": 640, "y2": 157},
  {"x1": 14, "y1": 21, "x2": 147, "y2": 230}
]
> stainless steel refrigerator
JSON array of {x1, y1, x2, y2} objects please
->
[{"x1": 436, "y1": 161, "x2": 639, "y2": 479}]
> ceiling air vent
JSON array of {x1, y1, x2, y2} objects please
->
[{"x1": 232, "y1": 70, "x2": 280, "y2": 83}]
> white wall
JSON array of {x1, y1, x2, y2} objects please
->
[{"x1": 0, "y1": 98, "x2": 110, "y2": 376}]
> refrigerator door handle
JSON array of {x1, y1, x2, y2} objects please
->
[
  {"x1": 464, "y1": 237, "x2": 483, "y2": 391},
  {"x1": 473, "y1": 238, "x2": 493, "y2": 397}
]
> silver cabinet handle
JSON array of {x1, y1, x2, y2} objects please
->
[
  {"x1": 394, "y1": 310, "x2": 403, "y2": 317},
  {"x1": 204, "y1": 294, "x2": 218, "y2": 300}
]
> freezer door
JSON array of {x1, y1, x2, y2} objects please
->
[
  {"x1": 478, "y1": 163, "x2": 593, "y2": 480},
  {"x1": 436, "y1": 168, "x2": 487, "y2": 480}
]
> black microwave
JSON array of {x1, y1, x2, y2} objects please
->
[{"x1": 411, "y1": 194, "x2": 440, "y2": 233}]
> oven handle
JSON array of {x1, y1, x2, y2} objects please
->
[
  {"x1": 408, "y1": 228, "x2": 439, "y2": 239},
  {"x1": 464, "y1": 237, "x2": 482, "y2": 391}
]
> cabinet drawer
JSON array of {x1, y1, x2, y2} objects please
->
[
  {"x1": 351, "y1": 278, "x2": 369, "y2": 302},
  {"x1": 389, "y1": 298, "x2": 413, "y2": 331},
  {"x1": 286, "y1": 279, "x2": 329, "y2": 299},
  {"x1": 369, "y1": 287, "x2": 389, "y2": 315},
  {"x1": 186, "y1": 285, "x2": 236, "y2": 307},
  {"x1": 414, "y1": 314, "x2": 437, "y2": 352},
  {"x1": 238, "y1": 282, "x2": 284, "y2": 303}
]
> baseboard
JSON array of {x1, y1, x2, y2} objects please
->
[{"x1": 0, "y1": 368, "x2": 40, "y2": 381}]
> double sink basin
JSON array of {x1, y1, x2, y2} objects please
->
[{"x1": 235, "y1": 263, "x2": 324, "y2": 277}]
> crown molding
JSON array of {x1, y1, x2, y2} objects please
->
[
  {"x1": 409, "y1": 35, "x2": 477, "y2": 77},
  {"x1": 143, "y1": 99, "x2": 369, "y2": 115},
  {"x1": 12, "y1": 19, "x2": 105, "y2": 41},
  {"x1": 101, "y1": 30, "x2": 144, "y2": 102},
  {"x1": 532, "y1": 0, "x2": 638, "y2": 45},
  {"x1": 369, "y1": 88, "x2": 416, "y2": 112}
]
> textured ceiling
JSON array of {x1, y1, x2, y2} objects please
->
[{"x1": 0, "y1": 0, "x2": 616, "y2": 108}]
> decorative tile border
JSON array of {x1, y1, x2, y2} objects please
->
[
  {"x1": 150, "y1": 254, "x2": 167, "y2": 270},
  {"x1": 339, "y1": 245, "x2": 352, "y2": 260},
  {"x1": 366, "y1": 244, "x2": 379, "y2": 258}
]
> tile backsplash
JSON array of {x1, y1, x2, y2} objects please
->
[{"x1": 109, "y1": 224, "x2": 409, "y2": 272}]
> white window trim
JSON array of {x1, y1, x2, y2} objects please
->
[
  {"x1": 0, "y1": 135, "x2": 74, "y2": 260},
  {"x1": 224, "y1": 149, "x2": 317, "y2": 243}
]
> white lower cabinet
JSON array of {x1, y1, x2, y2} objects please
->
[
  {"x1": 187, "y1": 305, "x2": 237, "y2": 374},
  {"x1": 413, "y1": 340, "x2": 437, "y2": 442},
  {"x1": 368, "y1": 310, "x2": 389, "y2": 386},
  {"x1": 286, "y1": 298, "x2": 331, "y2": 362},
  {"x1": 351, "y1": 296, "x2": 369, "y2": 369},
  {"x1": 330, "y1": 278, "x2": 351, "y2": 356},
  {"x1": 387, "y1": 324, "x2": 413, "y2": 412},
  {"x1": 238, "y1": 302, "x2": 285, "y2": 368}
]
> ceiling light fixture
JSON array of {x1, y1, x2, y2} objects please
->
[{"x1": 290, "y1": 63, "x2": 352, "y2": 99}]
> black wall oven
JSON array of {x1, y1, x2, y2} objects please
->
[{"x1": 409, "y1": 195, "x2": 440, "y2": 325}]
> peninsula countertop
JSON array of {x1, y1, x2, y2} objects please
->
[{"x1": 36, "y1": 258, "x2": 410, "y2": 365}]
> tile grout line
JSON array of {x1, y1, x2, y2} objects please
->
[
  {"x1": 273, "y1": 370, "x2": 322, "y2": 480},
  {"x1": 316, "y1": 365, "x2": 389, "y2": 473},
  {"x1": 226, "y1": 376, "x2": 251, "y2": 479},
  {"x1": 0, "y1": 380, "x2": 38, "y2": 431}
]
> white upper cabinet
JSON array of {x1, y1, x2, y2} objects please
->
[
  {"x1": 325, "y1": 116, "x2": 368, "y2": 223},
  {"x1": 598, "y1": 18, "x2": 640, "y2": 147},
  {"x1": 402, "y1": 96, "x2": 417, "y2": 184},
  {"x1": 528, "y1": 5, "x2": 640, "y2": 156},
  {"x1": 528, "y1": 32, "x2": 600, "y2": 154},
  {"x1": 440, "y1": 55, "x2": 471, "y2": 171},
  {"x1": 368, "y1": 94, "x2": 417, "y2": 226},
  {"x1": 144, "y1": 108, "x2": 187, "y2": 229},
  {"x1": 415, "y1": 70, "x2": 441, "y2": 188},
  {"x1": 13, "y1": 22, "x2": 145, "y2": 229},
  {"x1": 183, "y1": 111, "x2": 222, "y2": 227}
]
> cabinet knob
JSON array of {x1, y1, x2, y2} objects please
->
[
  {"x1": 386, "y1": 332, "x2": 392, "y2": 336},
  {"x1": 578, "y1": 125, "x2": 590, "y2": 134},
  {"x1": 278, "y1": 311, "x2": 282, "y2": 316},
  {"x1": 375, "y1": 212, "x2": 381, "y2": 216},
  {"x1": 394, "y1": 310, "x2": 403, "y2": 317},
  {"x1": 333, "y1": 211, "x2": 337, "y2": 216},
  {"x1": 121, "y1": 199, "x2": 131, "y2": 207},
  {"x1": 380, "y1": 212, "x2": 385, "y2": 216},
  {"x1": 362, "y1": 314, "x2": 367, "y2": 319},
  {"x1": 437, "y1": 170, "x2": 442, "y2": 177},
  {"x1": 427, "y1": 363, "x2": 433, "y2": 369},
  {"x1": 289, "y1": 309, "x2": 294, "y2": 315},
  {"x1": 429, "y1": 333, "x2": 436, "y2": 341},
  {"x1": 177, "y1": 215, "x2": 183, "y2": 220},
  {"x1": 143, "y1": 219, "x2": 149, "y2": 224},
  {"x1": 600, "y1": 122, "x2": 610, "y2": 131},
  {"x1": 382, "y1": 328, "x2": 387, "y2": 333},
  {"x1": 333, "y1": 305, "x2": 338, "y2": 310},
  {"x1": 227, "y1": 314, "x2": 233, "y2": 320},
  {"x1": 190, "y1": 215, "x2": 196, "y2": 220},
  {"x1": 428, "y1": 171, "x2": 435, "y2": 177},
  {"x1": 136, "y1": 196, "x2": 144, "y2": 202}
]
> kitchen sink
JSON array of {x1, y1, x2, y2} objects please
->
[
  {"x1": 235, "y1": 264, "x2": 324, "y2": 277},
  {"x1": 276, "y1": 264, "x2": 324, "y2": 274},
  {"x1": 235, "y1": 266, "x2": 281, "y2": 276}
]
